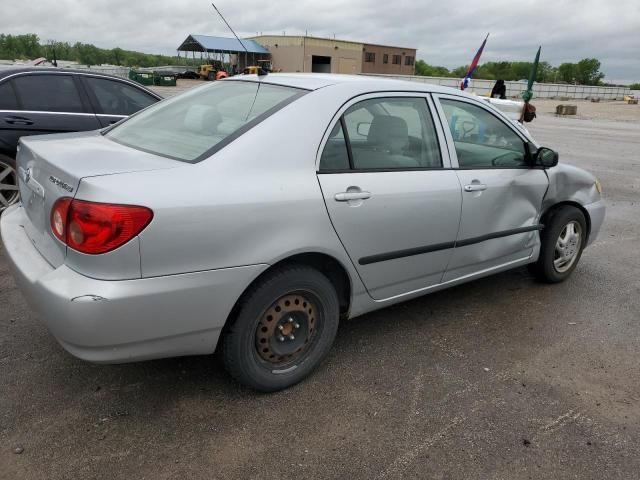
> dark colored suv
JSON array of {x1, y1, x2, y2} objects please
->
[{"x1": 0, "y1": 67, "x2": 162, "y2": 211}]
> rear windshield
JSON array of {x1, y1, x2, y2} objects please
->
[{"x1": 105, "y1": 80, "x2": 304, "y2": 162}]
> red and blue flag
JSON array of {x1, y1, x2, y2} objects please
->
[{"x1": 460, "y1": 34, "x2": 489, "y2": 90}]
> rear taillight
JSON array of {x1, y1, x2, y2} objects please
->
[{"x1": 50, "y1": 198, "x2": 153, "y2": 255}]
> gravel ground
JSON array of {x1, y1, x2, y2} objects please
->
[
  {"x1": 1, "y1": 91, "x2": 639, "y2": 479},
  {"x1": 151, "y1": 78, "x2": 201, "y2": 98},
  {"x1": 533, "y1": 99, "x2": 640, "y2": 122}
]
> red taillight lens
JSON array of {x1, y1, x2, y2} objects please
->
[
  {"x1": 50, "y1": 198, "x2": 153, "y2": 254},
  {"x1": 50, "y1": 197, "x2": 72, "y2": 242}
]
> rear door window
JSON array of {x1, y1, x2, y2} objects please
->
[
  {"x1": 342, "y1": 97, "x2": 442, "y2": 169},
  {"x1": 0, "y1": 81, "x2": 19, "y2": 110},
  {"x1": 319, "y1": 121, "x2": 350, "y2": 170},
  {"x1": 83, "y1": 77, "x2": 158, "y2": 115},
  {"x1": 106, "y1": 81, "x2": 304, "y2": 162},
  {"x1": 12, "y1": 74, "x2": 85, "y2": 113}
]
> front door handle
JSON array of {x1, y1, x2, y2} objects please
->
[
  {"x1": 335, "y1": 191, "x2": 371, "y2": 202},
  {"x1": 464, "y1": 183, "x2": 487, "y2": 192},
  {"x1": 4, "y1": 116, "x2": 34, "y2": 126}
]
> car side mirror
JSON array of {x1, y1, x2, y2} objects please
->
[{"x1": 534, "y1": 147, "x2": 559, "y2": 168}]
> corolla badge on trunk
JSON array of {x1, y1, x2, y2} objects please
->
[{"x1": 49, "y1": 175, "x2": 74, "y2": 194}]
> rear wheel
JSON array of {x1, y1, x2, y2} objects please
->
[
  {"x1": 223, "y1": 266, "x2": 340, "y2": 392},
  {"x1": 529, "y1": 206, "x2": 587, "y2": 283},
  {"x1": 207, "y1": 71, "x2": 215, "y2": 81},
  {"x1": 0, "y1": 154, "x2": 19, "y2": 213}
]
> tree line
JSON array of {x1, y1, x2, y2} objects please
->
[
  {"x1": 416, "y1": 58, "x2": 609, "y2": 86},
  {"x1": 2, "y1": 33, "x2": 634, "y2": 87},
  {"x1": 0, "y1": 33, "x2": 199, "y2": 68}
]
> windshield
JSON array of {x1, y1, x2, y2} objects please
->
[{"x1": 106, "y1": 80, "x2": 304, "y2": 162}]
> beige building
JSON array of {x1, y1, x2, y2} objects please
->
[
  {"x1": 361, "y1": 43, "x2": 416, "y2": 75},
  {"x1": 250, "y1": 35, "x2": 416, "y2": 75}
]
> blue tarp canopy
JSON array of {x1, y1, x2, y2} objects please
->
[{"x1": 178, "y1": 34, "x2": 269, "y2": 55}]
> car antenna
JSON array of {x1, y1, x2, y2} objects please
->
[{"x1": 210, "y1": 2, "x2": 267, "y2": 76}]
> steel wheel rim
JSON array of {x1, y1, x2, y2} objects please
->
[
  {"x1": 255, "y1": 292, "x2": 321, "y2": 369},
  {"x1": 553, "y1": 221, "x2": 582, "y2": 273},
  {"x1": 0, "y1": 159, "x2": 19, "y2": 212}
]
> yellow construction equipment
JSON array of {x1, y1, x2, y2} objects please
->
[
  {"x1": 243, "y1": 60, "x2": 272, "y2": 75},
  {"x1": 198, "y1": 61, "x2": 225, "y2": 81}
]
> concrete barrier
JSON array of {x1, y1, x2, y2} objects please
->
[
  {"x1": 361, "y1": 74, "x2": 633, "y2": 100},
  {"x1": 82, "y1": 66, "x2": 131, "y2": 79},
  {"x1": 556, "y1": 105, "x2": 578, "y2": 115}
]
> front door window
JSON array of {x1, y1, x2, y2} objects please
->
[{"x1": 440, "y1": 99, "x2": 527, "y2": 168}]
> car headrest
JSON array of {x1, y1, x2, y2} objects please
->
[
  {"x1": 183, "y1": 105, "x2": 222, "y2": 134},
  {"x1": 367, "y1": 115, "x2": 409, "y2": 153}
]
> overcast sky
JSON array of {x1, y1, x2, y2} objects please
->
[{"x1": 3, "y1": 0, "x2": 639, "y2": 83}]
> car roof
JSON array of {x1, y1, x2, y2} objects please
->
[
  {"x1": 229, "y1": 73, "x2": 533, "y2": 139},
  {"x1": 228, "y1": 72, "x2": 466, "y2": 96},
  {"x1": 0, "y1": 66, "x2": 113, "y2": 79},
  {"x1": 0, "y1": 66, "x2": 162, "y2": 98}
]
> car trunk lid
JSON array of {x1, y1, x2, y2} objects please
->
[{"x1": 16, "y1": 131, "x2": 177, "y2": 268}]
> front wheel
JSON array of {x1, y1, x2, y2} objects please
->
[
  {"x1": 223, "y1": 266, "x2": 340, "y2": 392},
  {"x1": 0, "y1": 154, "x2": 19, "y2": 213},
  {"x1": 529, "y1": 206, "x2": 587, "y2": 283}
]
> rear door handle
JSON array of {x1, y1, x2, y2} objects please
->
[
  {"x1": 335, "y1": 191, "x2": 371, "y2": 201},
  {"x1": 4, "y1": 116, "x2": 34, "y2": 126},
  {"x1": 464, "y1": 183, "x2": 487, "y2": 192}
]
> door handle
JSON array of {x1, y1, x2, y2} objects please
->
[
  {"x1": 464, "y1": 183, "x2": 487, "y2": 192},
  {"x1": 335, "y1": 191, "x2": 371, "y2": 202},
  {"x1": 4, "y1": 116, "x2": 33, "y2": 126}
]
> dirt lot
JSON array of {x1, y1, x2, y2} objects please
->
[
  {"x1": 1, "y1": 95, "x2": 639, "y2": 479},
  {"x1": 534, "y1": 99, "x2": 640, "y2": 122},
  {"x1": 151, "y1": 78, "x2": 201, "y2": 98}
]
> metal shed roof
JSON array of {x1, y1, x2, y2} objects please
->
[{"x1": 178, "y1": 34, "x2": 269, "y2": 54}]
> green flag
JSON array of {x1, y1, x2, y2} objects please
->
[{"x1": 522, "y1": 46, "x2": 541, "y2": 103}]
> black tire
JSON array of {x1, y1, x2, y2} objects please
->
[
  {"x1": 223, "y1": 265, "x2": 340, "y2": 392},
  {"x1": 529, "y1": 205, "x2": 587, "y2": 283},
  {"x1": 207, "y1": 71, "x2": 215, "y2": 81},
  {"x1": 0, "y1": 153, "x2": 19, "y2": 213}
]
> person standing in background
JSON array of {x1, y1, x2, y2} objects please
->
[{"x1": 491, "y1": 79, "x2": 507, "y2": 99}]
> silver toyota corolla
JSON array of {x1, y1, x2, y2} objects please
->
[{"x1": 1, "y1": 74, "x2": 605, "y2": 391}]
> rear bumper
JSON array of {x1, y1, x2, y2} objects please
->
[
  {"x1": 1, "y1": 204, "x2": 267, "y2": 363},
  {"x1": 585, "y1": 199, "x2": 606, "y2": 246}
]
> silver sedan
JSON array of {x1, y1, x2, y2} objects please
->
[{"x1": 0, "y1": 74, "x2": 605, "y2": 391}]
